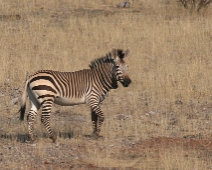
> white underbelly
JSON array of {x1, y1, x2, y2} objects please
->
[{"x1": 54, "y1": 96, "x2": 86, "y2": 106}]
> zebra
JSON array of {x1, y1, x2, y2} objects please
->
[{"x1": 18, "y1": 49, "x2": 131, "y2": 143}]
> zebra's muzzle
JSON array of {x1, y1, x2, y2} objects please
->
[{"x1": 121, "y1": 77, "x2": 131, "y2": 87}]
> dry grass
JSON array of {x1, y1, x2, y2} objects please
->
[{"x1": 0, "y1": 0, "x2": 212, "y2": 169}]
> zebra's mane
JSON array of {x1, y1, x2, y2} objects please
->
[{"x1": 89, "y1": 49, "x2": 124, "y2": 69}]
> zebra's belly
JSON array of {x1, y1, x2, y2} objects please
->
[{"x1": 54, "y1": 96, "x2": 86, "y2": 106}]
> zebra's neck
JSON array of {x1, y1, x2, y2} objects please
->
[{"x1": 92, "y1": 63, "x2": 118, "y2": 91}]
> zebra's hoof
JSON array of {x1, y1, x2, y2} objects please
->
[
  {"x1": 91, "y1": 133, "x2": 104, "y2": 140},
  {"x1": 91, "y1": 133, "x2": 99, "y2": 139},
  {"x1": 50, "y1": 135, "x2": 57, "y2": 143},
  {"x1": 25, "y1": 139, "x2": 35, "y2": 144}
]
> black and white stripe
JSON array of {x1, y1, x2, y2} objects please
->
[{"x1": 18, "y1": 49, "x2": 131, "y2": 143}]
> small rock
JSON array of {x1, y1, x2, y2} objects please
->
[
  {"x1": 183, "y1": 135, "x2": 196, "y2": 139},
  {"x1": 116, "y1": 1, "x2": 130, "y2": 8},
  {"x1": 168, "y1": 117, "x2": 178, "y2": 125},
  {"x1": 175, "y1": 100, "x2": 183, "y2": 105},
  {"x1": 9, "y1": 97, "x2": 19, "y2": 105},
  {"x1": 44, "y1": 161, "x2": 50, "y2": 164},
  {"x1": 145, "y1": 111, "x2": 155, "y2": 116},
  {"x1": 117, "y1": 114, "x2": 131, "y2": 120}
]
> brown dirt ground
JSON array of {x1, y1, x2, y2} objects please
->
[{"x1": 0, "y1": 134, "x2": 212, "y2": 169}]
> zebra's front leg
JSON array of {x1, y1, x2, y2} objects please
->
[
  {"x1": 27, "y1": 110, "x2": 37, "y2": 143},
  {"x1": 91, "y1": 111, "x2": 98, "y2": 135},
  {"x1": 90, "y1": 105, "x2": 105, "y2": 138}
]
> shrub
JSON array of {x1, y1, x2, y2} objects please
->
[{"x1": 178, "y1": 0, "x2": 212, "y2": 12}]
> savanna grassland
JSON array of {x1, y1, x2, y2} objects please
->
[{"x1": 0, "y1": 0, "x2": 212, "y2": 169}]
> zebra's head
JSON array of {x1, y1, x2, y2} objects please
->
[{"x1": 112, "y1": 49, "x2": 131, "y2": 87}]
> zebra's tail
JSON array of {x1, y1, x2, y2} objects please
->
[{"x1": 18, "y1": 80, "x2": 28, "y2": 121}]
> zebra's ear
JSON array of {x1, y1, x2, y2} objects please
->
[
  {"x1": 124, "y1": 49, "x2": 130, "y2": 57},
  {"x1": 112, "y1": 48, "x2": 118, "y2": 59},
  {"x1": 112, "y1": 48, "x2": 129, "y2": 59}
]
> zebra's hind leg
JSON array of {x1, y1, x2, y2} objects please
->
[
  {"x1": 41, "y1": 100, "x2": 57, "y2": 143},
  {"x1": 41, "y1": 115, "x2": 57, "y2": 143},
  {"x1": 27, "y1": 105, "x2": 38, "y2": 143}
]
